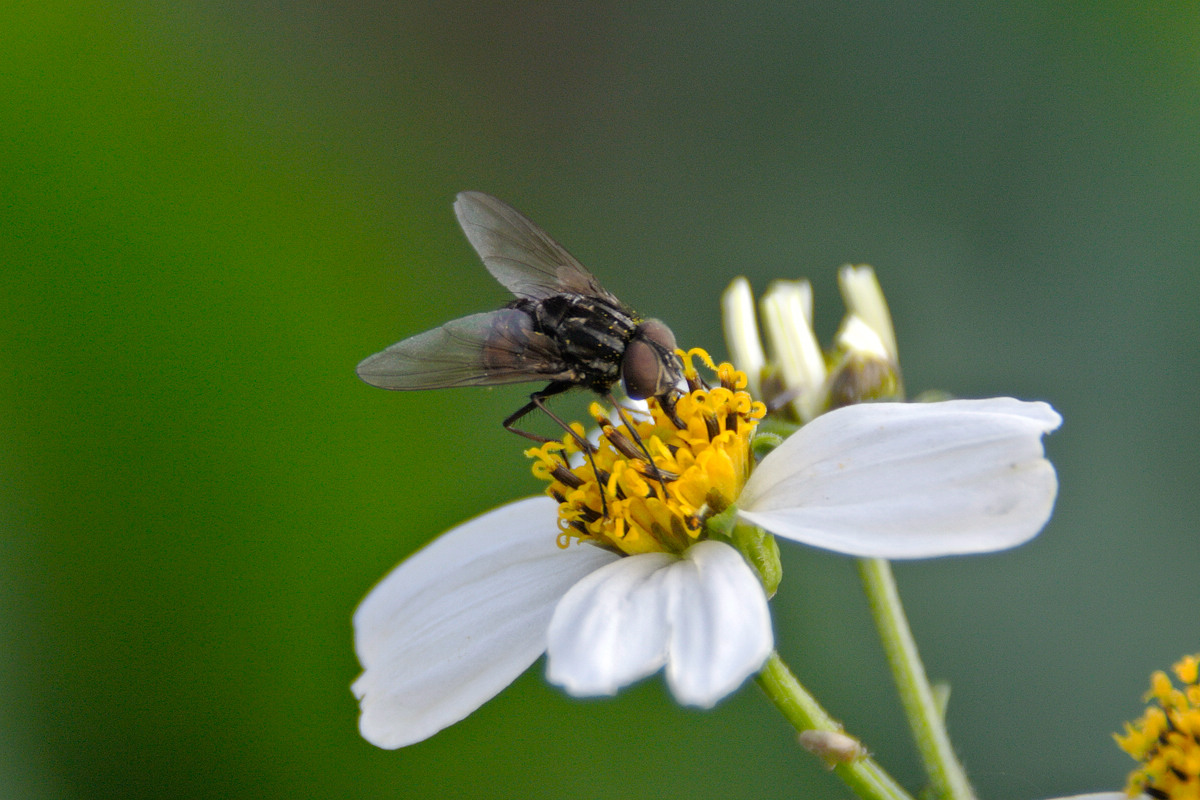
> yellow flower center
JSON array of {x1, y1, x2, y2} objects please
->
[
  {"x1": 526, "y1": 348, "x2": 766, "y2": 557},
  {"x1": 1116, "y1": 654, "x2": 1200, "y2": 800}
]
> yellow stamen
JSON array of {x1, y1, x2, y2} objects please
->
[
  {"x1": 526, "y1": 348, "x2": 766, "y2": 556},
  {"x1": 1115, "y1": 654, "x2": 1200, "y2": 800}
]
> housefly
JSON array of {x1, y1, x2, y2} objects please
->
[{"x1": 357, "y1": 192, "x2": 686, "y2": 459}]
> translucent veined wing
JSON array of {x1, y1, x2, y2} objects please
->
[
  {"x1": 357, "y1": 308, "x2": 574, "y2": 390},
  {"x1": 454, "y1": 191, "x2": 621, "y2": 303}
]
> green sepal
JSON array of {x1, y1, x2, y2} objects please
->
[
  {"x1": 705, "y1": 505, "x2": 782, "y2": 598},
  {"x1": 755, "y1": 417, "x2": 800, "y2": 441},
  {"x1": 736, "y1": 522, "x2": 782, "y2": 597},
  {"x1": 704, "y1": 503, "x2": 740, "y2": 539},
  {"x1": 750, "y1": 430, "x2": 786, "y2": 461}
]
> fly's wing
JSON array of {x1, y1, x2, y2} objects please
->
[
  {"x1": 454, "y1": 191, "x2": 621, "y2": 304},
  {"x1": 357, "y1": 309, "x2": 575, "y2": 390}
]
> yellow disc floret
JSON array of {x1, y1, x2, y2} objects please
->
[
  {"x1": 526, "y1": 348, "x2": 766, "y2": 557},
  {"x1": 1116, "y1": 654, "x2": 1200, "y2": 800}
]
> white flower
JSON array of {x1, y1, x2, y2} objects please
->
[{"x1": 353, "y1": 393, "x2": 1060, "y2": 748}]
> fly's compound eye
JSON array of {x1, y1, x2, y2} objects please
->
[
  {"x1": 638, "y1": 318, "x2": 677, "y2": 354},
  {"x1": 621, "y1": 319, "x2": 680, "y2": 400}
]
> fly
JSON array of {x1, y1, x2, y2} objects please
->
[{"x1": 357, "y1": 192, "x2": 686, "y2": 506}]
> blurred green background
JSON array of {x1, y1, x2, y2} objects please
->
[{"x1": 3, "y1": 3, "x2": 1197, "y2": 799}]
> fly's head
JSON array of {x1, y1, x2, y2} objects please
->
[{"x1": 621, "y1": 318, "x2": 685, "y2": 408}]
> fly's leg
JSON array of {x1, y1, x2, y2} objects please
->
[
  {"x1": 605, "y1": 392, "x2": 671, "y2": 500},
  {"x1": 659, "y1": 389, "x2": 686, "y2": 430},
  {"x1": 503, "y1": 382, "x2": 610, "y2": 518},
  {"x1": 503, "y1": 382, "x2": 584, "y2": 446}
]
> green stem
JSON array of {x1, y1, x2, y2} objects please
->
[
  {"x1": 756, "y1": 651, "x2": 914, "y2": 800},
  {"x1": 857, "y1": 557, "x2": 975, "y2": 800}
]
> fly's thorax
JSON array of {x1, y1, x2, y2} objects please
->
[{"x1": 528, "y1": 293, "x2": 641, "y2": 391}]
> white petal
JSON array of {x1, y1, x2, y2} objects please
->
[
  {"x1": 661, "y1": 541, "x2": 774, "y2": 706},
  {"x1": 546, "y1": 552, "x2": 676, "y2": 696},
  {"x1": 721, "y1": 276, "x2": 766, "y2": 397},
  {"x1": 835, "y1": 314, "x2": 890, "y2": 361},
  {"x1": 761, "y1": 279, "x2": 826, "y2": 421},
  {"x1": 738, "y1": 398, "x2": 1061, "y2": 558},
  {"x1": 838, "y1": 265, "x2": 898, "y2": 362},
  {"x1": 352, "y1": 496, "x2": 619, "y2": 748},
  {"x1": 546, "y1": 541, "x2": 773, "y2": 707}
]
